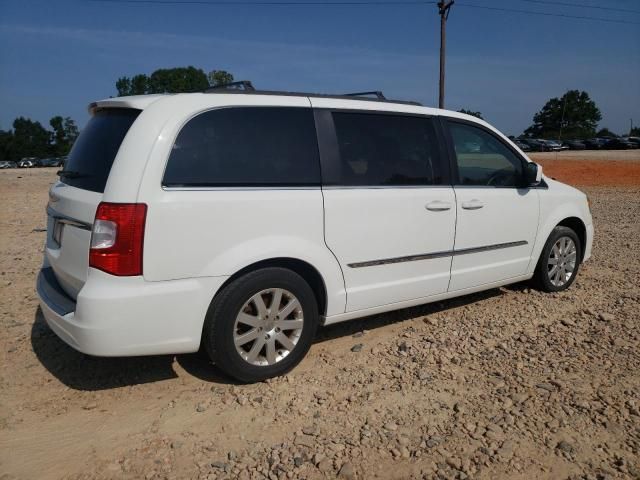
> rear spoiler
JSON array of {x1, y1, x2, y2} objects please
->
[{"x1": 87, "y1": 94, "x2": 168, "y2": 115}]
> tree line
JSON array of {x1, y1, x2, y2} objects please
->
[
  {"x1": 116, "y1": 66, "x2": 234, "y2": 96},
  {"x1": 2, "y1": 66, "x2": 636, "y2": 162},
  {"x1": 117, "y1": 67, "x2": 636, "y2": 140},
  {"x1": 117, "y1": 67, "x2": 634, "y2": 140},
  {"x1": 0, "y1": 116, "x2": 79, "y2": 162},
  {"x1": 0, "y1": 66, "x2": 233, "y2": 162},
  {"x1": 461, "y1": 89, "x2": 638, "y2": 139}
]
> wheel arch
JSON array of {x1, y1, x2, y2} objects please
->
[
  {"x1": 214, "y1": 257, "x2": 328, "y2": 317},
  {"x1": 556, "y1": 216, "x2": 587, "y2": 262},
  {"x1": 527, "y1": 194, "x2": 590, "y2": 274}
]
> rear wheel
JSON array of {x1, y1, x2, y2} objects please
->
[
  {"x1": 203, "y1": 268, "x2": 318, "y2": 382},
  {"x1": 532, "y1": 226, "x2": 581, "y2": 292}
]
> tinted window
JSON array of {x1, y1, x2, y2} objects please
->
[
  {"x1": 449, "y1": 122, "x2": 524, "y2": 187},
  {"x1": 62, "y1": 109, "x2": 140, "y2": 193},
  {"x1": 163, "y1": 107, "x2": 320, "y2": 187},
  {"x1": 330, "y1": 113, "x2": 443, "y2": 186}
]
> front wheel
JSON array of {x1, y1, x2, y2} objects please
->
[
  {"x1": 203, "y1": 267, "x2": 319, "y2": 383},
  {"x1": 532, "y1": 226, "x2": 582, "y2": 292}
]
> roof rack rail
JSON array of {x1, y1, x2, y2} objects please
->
[
  {"x1": 205, "y1": 80, "x2": 256, "y2": 92},
  {"x1": 344, "y1": 91, "x2": 386, "y2": 100},
  {"x1": 201, "y1": 83, "x2": 421, "y2": 106}
]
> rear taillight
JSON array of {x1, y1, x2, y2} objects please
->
[{"x1": 89, "y1": 202, "x2": 147, "y2": 276}]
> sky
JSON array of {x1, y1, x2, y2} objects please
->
[{"x1": 0, "y1": 0, "x2": 638, "y2": 136}]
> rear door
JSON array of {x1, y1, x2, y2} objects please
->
[
  {"x1": 443, "y1": 118, "x2": 539, "y2": 291},
  {"x1": 46, "y1": 108, "x2": 140, "y2": 298},
  {"x1": 314, "y1": 106, "x2": 456, "y2": 312}
]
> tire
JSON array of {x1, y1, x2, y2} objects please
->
[
  {"x1": 532, "y1": 226, "x2": 582, "y2": 292},
  {"x1": 203, "y1": 267, "x2": 319, "y2": 383}
]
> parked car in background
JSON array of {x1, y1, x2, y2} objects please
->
[
  {"x1": 38, "y1": 157, "x2": 65, "y2": 167},
  {"x1": 519, "y1": 138, "x2": 549, "y2": 152},
  {"x1": 620, "y1": 137, "x2": 640, "y2": 148},
  {"x1": 604, "y1": 138, "x2": 635, "y2": 150},
  {"x1": 542, "y1": 140, "x2": 566, "y2": 152},
  {"x1": 18, "y1": 159, "x2": 36, "y2": 168},
  {"x1": 37, "y1": 86, "x2": 593, "y2": 382},
  {"x1": 514, "y1": 139, "x2": 531, "y2": 152},
  {"x1": 0, "y1": 160, "x2": 18, "y2": 169},
  {"x1": 562, "y1": 140, "x2": 586, "y2": 150},
  {"x1": 583, "y1": 138, "x2": 606, "y2": 150}
]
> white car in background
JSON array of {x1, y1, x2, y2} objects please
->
[
  {"x1": 18, "y1": 158, "x2": 37, "y2": 168},
  {"x1": 37, "y1": 84, "x2": 593, "y2": 382}
]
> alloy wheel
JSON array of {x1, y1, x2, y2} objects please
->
[
  {"x1": 547, "y1": 236, "x2": 577, "y2": 287},
  {"x1": 233, "y1": 288, "x2": 304, "y2": 366}
]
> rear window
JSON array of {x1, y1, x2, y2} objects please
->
[
  {"x1": 61, "y1": 108, "x2": 140, "y2": 193},
  {"x1": 162, "y1": 107, "x2": 320, "y2": 187}
]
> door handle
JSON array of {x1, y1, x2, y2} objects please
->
[
  {"x1": 461, "y1": 199, "x2": 484, "y2": 210},
  {"x1": 425, "y1": 200, "x2": 452, "y2": 211}
]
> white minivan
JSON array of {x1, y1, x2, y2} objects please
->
[{"x1": 37, "y1": 84, "x2": 593, "y2": 382}]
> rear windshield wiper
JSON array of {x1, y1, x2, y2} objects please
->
[{"x1": 57, "y1": 170, "x2": 90, "y2": 179}]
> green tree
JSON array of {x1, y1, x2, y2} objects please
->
[
  {"x1": 116, "y1": 67, "x2": 234, "y2": 96},
  {"x1": 208, "y1": 70, "x2": 234, "y2": 87},
  {"x1": 50, "y1": 116, "x2": 65, "y2": 153},
  {"x1": 116, "y1": 77, "x2": 132, "y2": 96},
  {"x1": 596, "y1": 127, "x2": 617, "y2": 138},
  {"x1": 525, "y1": 90, "x2": 601, "y2": 139},
  {"x1": 11, "y1": 117, "x2": 50, "y2": 159},
  {"x1": 630, "y1": 127, "x2": 640, "y2": 136},
  {"x1": 116, "y1": 74, "x2": 151, "y2": 95},
  {"x1": 50, "y1": 116, "x2": 79, "y2": 156},
  {"x1": 0, "y1": 129, "x2": 13, "y2": 161},
  {"x1": 458, "y1": 109, "x2": 484, "y2": 120},
  {"x1": 130, "y1": 74, "x2": 150, "y2": 95},
  {"x1": 149, "y1": 67, "x2": 208, "y2": 93},
  {"x1": 0, "y1": 116, "x2": 80, "y2": 160},
  {"x1": 64, "y1": 117, "x2": 79, "y2": 142}
]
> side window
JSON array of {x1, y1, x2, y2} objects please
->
[
  {"x1": 329, "y1": 112, "x2": 444, "y2": 186},
  {"x1": 163, "y1": 107, "x2": 320, "y2": 187},
  {"x1": 449, "y1": 122, "x2": 524, "y2": 187}
]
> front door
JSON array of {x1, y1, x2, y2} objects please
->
[
  {"x1": 312, "y1": 104, "x2": 456, "y2": 312},
  {"x1": 444, "y1": 119, "x2": 540, "y2": 291}
]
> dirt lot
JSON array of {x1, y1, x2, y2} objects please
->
[
  {"x1": 1, "y1": 151, "x2": 639, "y2": 480},
  {"x1": 530, "y1": 151, "x2": 640, "y2": 187}
]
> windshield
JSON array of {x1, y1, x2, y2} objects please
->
[{"x1": 61, "y1": 108, "x2": 140, "y2": 193}]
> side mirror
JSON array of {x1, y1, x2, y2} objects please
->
[{"x1": 524, "y1": 162, "x2": 542, "y2": 186}]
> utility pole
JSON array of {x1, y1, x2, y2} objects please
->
[
  {"x1": 438, "y1": 0, "x2": 454, "y2": 109},
  {"x1": 558, "y1": 94, "x2": 568, "y2": 143}
]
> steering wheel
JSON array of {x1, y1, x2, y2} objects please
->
[{"x1": 486, "y1": 169, "x2": 511, "y2": 186}]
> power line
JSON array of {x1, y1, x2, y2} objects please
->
[
  {"x1": 88, "y1": 0, "x2": 437, "y2": 5},
  {"x1": 517, "y1": 0, "x2": 640, "y2": 15},
  {"x1": 89, "y1": 0, "x2": 640, "y2": 24},
  {"x1": 456, "y1": 2, "x2": 640, "y2": 25}
]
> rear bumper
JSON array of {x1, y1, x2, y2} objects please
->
[
  {"x1": 37, "y1": 267, "x2": 76, "y2": 316},
  {"x1": 36, "y1": 265, "x2": 228, "y2": 357}
]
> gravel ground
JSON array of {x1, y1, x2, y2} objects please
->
[{"x1": 0, "y1": 166, "x2": 639, "y2": 480}]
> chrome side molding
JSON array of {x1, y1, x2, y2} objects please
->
[{"x1": 348, "y1": 240, "x2": 528, "y2": 268}]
